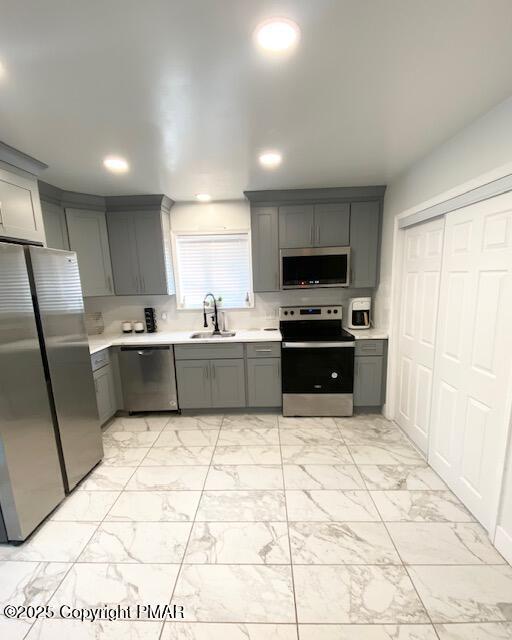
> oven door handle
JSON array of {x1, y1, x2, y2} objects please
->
[{"x1": 282, "y1": 341, "x2": 355, "y2": 348}]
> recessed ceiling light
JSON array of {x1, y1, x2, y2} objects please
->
[
  {"x1": 259, "y1": 151, "x2": 282, "y2": 169},
  {"x1": 255, "y1": 18, "x2": 300, "y2": 52},
  {"x1": 103, "y1": 155, "x2": 129, "y2": 174},
  {"x1": 195, "y1": 193, "x2": 212, "y2": 202}
]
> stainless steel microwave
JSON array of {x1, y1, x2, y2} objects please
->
[{"x1": 280, "y1": 246, "x2": 351, "y2": 289}]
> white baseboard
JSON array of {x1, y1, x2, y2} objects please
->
[{"x1": 494, "y1": 525, "x2": 512, "y2": 564}]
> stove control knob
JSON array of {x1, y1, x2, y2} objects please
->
[
  {"x1": 333, "y1": 309, "x2": 338, "y2": 314},
  {"x1": 290, "y1": 310, "x2": 295, "y2": 315},
  {"x1": 327, "y1": 309, "x2": 332, "y2": 314},
  {"x1": 331, "y1": 372, "x2": 338, "y2": 379},
  {"x1": 284, "y1": 310, "x2": 288, "y2": 315}
]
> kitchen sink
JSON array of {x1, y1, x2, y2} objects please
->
[{"x1": 190, "y1": 331, "x2": 237, "y2": 339}]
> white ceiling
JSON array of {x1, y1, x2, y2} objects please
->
[{"x1": 1, "y1": 0, "x2": 512, "y2": 200}]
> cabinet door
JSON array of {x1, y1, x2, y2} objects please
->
[
  {"x1": 134, "y1": 212, "x2": 168, "y2": 294},
  {"x1": 41, "y1": 201, "x2": 69, "y2": 250},
  {"x1": 251, "y1": 207, "x2": 279, "y2": 291},
  {"x1": 279, "y1": 205, "x2": 314, "y2": 248},
  {"x1": 314, "y1": 204, "x2": 350, "y2": 247},
  {"x1": 353, "y1": 356, "x2": 384, "y2": 407},
  {"x1": 107, "y1": 213, "x2": 140, "y2": 295},
  {"x1": 175, "y1": 360, "x2": 212, "y2": 409},
  {"x1": 211, "y1": 359, "x2": 246, "y2": 408},
  {"x1": 93, "y1": 364, "x2": 117, "y2": 425},
  {"x1": 0, "y1": 170, "x2": 44, "y2": 243},
  {"x1": 350, "y1": 201, "x2": 380, "y2": 287},
  {"x1": 66, "y1": 208, "x2": 114, "y2": 297},
  {"x1": 247, "y1": 358, "x2": 281, "y2": 407}
]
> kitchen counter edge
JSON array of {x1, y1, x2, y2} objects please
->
[{"x1": 88, "y1": 328, "x2": 388, "y2": 355}]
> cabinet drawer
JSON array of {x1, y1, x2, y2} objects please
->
[
  {"x1": 246, "y1": 342, "x2": 281, "y2": 358},
  {"x1": 174, "y1": 343, "x2": 244, "y2": 360},
  {"x1": 90, "y1": 348, "x2": 110, "y2": 372},
  {"x1": 355, "y1": 340, "x2": 385, "y2": 357}
]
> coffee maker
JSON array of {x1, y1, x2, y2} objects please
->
[{"x1": 347, "y1": 297, "x2": 371, "y2": 329}]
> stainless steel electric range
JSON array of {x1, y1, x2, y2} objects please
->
[{"x1": 279, "y1": 305, "x2": 355, "y2": 417}]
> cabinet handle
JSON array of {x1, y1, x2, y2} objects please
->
[
  {"x1": 211, "y1": 363, "x2": 216, "y2": 378},
  {"x1": 255, "y1": 348, "x2": 272, "y2": 353},
  {"x1": 141, "y1": 276, "x2": 146, "y2": 292},
  {"x1": 0, "y1": 201, "x2": 3, "y2": 225},
  {"x1": 205, "y1": 365, "x2": 209, "y2": 379},
  {"x1": 316, "y1": 225, "x2": 320, "y2": 244},
  {"x1": 310, "y1": 225, "x2": 314, "y2": 245},
  {"x1": 107, "y1": 276, "x2": 113, "y2": 293}
]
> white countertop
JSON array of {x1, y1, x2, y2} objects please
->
[
  {"x1": 347, "y1": 327, "x2": 389, "y2": 340},
  {"x1": 88, "y1": 329, "x2": 282, "y2": 354},
  {"x1": 88, "y1": 327, "x2": 388, "y2": 354}
]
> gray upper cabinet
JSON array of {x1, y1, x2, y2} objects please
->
[
  {"x1": 0, "y1": 168, "x2": 45, "y2": 243},
  {"x1": 41, "y1": 201, "x2": 69, "y2": 250},
  {"x1": 350, "y1": 201, "x2": 380, "y2": 287},
  {"x1": 251, "y1": 206, "x2": 279, "y2": 292},
  {"x1": 134, "y1": 212, "x2": 169, "y2": 294},
  {"x1": 106, "y1": 212, "x2": 138, "y2": 295},
  {"x1": 65, "y1": 208, "x2": 114, "y2": 297},
  {"x1": 106, "y1": 199, "x2": 175, "y2": 296},
  {"x1": 314, "y1": 203, "x2": 350, "y2": 246},
  {"x1": 211, "y1": 359, "x2": 246, "y2": 408},
  {"x1": 279, "y1": 205, "x2": 314, "y2": 248},
  {"x1": 278, "y1": 203, "x2": 350, "y2": 249}
]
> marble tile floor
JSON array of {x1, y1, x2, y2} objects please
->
[{"x1": 0, "y1": 412, "x2": 511, "y2": 640}]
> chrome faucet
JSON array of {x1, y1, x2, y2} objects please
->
[{"x1": 203, "y1": 293, "x2": 221, "y2": 335}]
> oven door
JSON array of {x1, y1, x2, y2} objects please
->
[
  {"x1": 281, "y1": 341, "x2": 355, "y2": 416},
  {"x1": 281, "y1": 342, "x2": 354, "y2": 394},
  {"x1": 281, "y1": 247, "x2": 350, "y2": 289}
]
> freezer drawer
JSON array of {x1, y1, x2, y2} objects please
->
[{"x1": 119, "y1": 346, "x2": 178, "y2": 412}]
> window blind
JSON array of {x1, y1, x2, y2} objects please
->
[{"x1": 175, "y1": 233, "x2": 252, "y2": 308}]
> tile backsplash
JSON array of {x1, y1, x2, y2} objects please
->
[{"x1": 84, "y1": 288, "x2": 374, "y2": 336}]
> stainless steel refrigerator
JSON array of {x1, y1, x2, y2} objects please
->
[{"x1": 0, "y1": 242, "x2": 103, "y2": 543}]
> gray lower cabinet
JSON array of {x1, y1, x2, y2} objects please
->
[
  {"x1": 175, "y1": 360, "x2": 212, "y2": 409},
  {"x1": 176, "y1": 358, "x2": 245, "y2": 409},
  {"x1": 247, "y1": 358, "x2": 281, "y2": 407},
  {"x1": 353, "y1": 340, "x2": 386, "y2": 407},
  {"x1": 211, "y1": 359, "x2": 246, "y2": 408},
  {"x1": 251, "y1": 206, "x2": 279, "y2": 292},
  {"x1": 350, "y1": 201, "x2": 380, "y2": 287},
  {"x1": 93, "y1": 363, "x2": 117, "y2": 425},
  {"x1": 175, "y1": 343, "x2": 280, "y2": 409}
]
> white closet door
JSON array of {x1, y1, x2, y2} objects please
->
[
  {"x1": 396, "y1": 217, "x2": 445, "y2": 453},
  {"x1": 429, "y1": 192, "x2": 512, "y2": 530}
]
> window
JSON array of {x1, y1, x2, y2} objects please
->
[{"x1": 174, "y1": 232, "x2": 253, "y2": 309}]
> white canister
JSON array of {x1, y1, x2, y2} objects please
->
[
  {"x1": 122, "y1": 321, "x2": 133, "y2": 333},
  {"x1": 134, "y1": 321, "x2": 145, "y2": 333}
]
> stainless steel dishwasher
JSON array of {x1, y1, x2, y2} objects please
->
[{"x1": 119, "y1": 346, "x2": 178, "y2": 412}]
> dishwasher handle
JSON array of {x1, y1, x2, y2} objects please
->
[{"x1": 120, "y1": 346, "x2": 170, "y2": 354}]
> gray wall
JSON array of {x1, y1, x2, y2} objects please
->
[{"x1": 375, "y1": 94, "x2": 512, "y2": 330}]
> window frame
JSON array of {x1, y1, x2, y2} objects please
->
[{"x1": 171, "y1": 228, "x2": 255, "y2": 311}]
